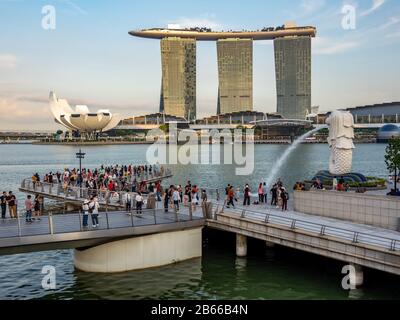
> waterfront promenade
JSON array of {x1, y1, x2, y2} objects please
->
[{"x1": 2, "y1": 179, "x2": 400, "y2": 283}]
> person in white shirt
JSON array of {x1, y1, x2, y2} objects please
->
[
  {"x1": 82, "y1": 199, "x2": 89, "y2": 228},
  {"x1": 135, "y1": 192, "x2": 144, "y2": 214},
  {"x1": 125, "y1": 193, "x2": 132, "y2": 213},
  {"x1": 172, "y1": 188, "x2": 180, "y2": 212},
  {"x1": 90, "y1": 197, "x2": 100, "y2": 227}
]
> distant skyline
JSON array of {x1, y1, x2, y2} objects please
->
[{"x1": 0, "y1": 0, "x2": 399, "y2": 130}]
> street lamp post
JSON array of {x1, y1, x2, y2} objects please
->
[
  {"x1": 76, "y1": 149, "x2": 85, "y2": 198},
  {"x1": 76, "y1": 148, "x2": 86, "y2": 173}
]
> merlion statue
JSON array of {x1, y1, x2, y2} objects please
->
[{"x1": 326, "y1": 111, "x2": 355, "y2": 175}]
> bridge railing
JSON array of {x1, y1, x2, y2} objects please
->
[
  {"x1": 0, "y1": 205, "x2": 200, "y2": 239},
  {"x1": 210, "y1": 202, "x2": 399, "y2": 252}
]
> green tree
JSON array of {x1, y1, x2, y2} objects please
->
[
  {"x1": 385, "y1": 137, "x2": 400, "y2": 192},
  {"x1": 159, "y1": 124, "x2": 169, "y2": 133}
]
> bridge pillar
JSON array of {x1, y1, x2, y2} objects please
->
[
  {"x1": 74, "y1": 227, "x2": 203, "y2": 273},
  {"x1": 349, "y1": 263, "x2": 364, "y2": 288},
  {"x1": 236, "y1": 234, "x2": 247, "y2": 257},
  {"x1": 265, "y1": 241, "x2": 275, "y2": 248}
]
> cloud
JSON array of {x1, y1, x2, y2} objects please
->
[
  {"x1": 57, "y1": 0, "x2": 88, "y2": 15},
  {"x1": 377, "y1": 16, "x2": 400, "y2": 31},
  {"x1": 360, "y1": 0, "x2": 385, "y2": 16},
  {"x1": 301, "y1": 0, "x2": 326, "y2": 14},
  {"x1": 0, "y1": 97, "x2": 51, "y2": 130},
  {"x1": 167, "y1": 14, "x2": 224, "y2": 30},
  {"x1": 0, "y1": 54, "x2": 17, "y2": 68},
  {"x1": 313, "y1": 37, "x2": 361, "y2": 54},
  {"x1": 386, "y1": 31, "x2": 400, "y2": 38}
]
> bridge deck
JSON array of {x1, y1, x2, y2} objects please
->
[
  {"x1": 211, "y1": 200, "x2": 400, "y2": 252},
  {"x1": 0, "y1": 207, "x2": 204, "y2": 255}
]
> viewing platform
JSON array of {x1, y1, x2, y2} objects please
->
[
  {"x1": 129, "y1": 26, "x2": 317, "y2": 41},
  {"x1": 19, "y1": 169, "x2": 173, "y2": 210}
]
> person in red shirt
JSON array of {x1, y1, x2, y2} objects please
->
[{"x1": 108, "y1": 180, "x2": 114, "y2": 192}]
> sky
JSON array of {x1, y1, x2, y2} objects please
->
[{"x1": 0, "y1": 0, "x2": 400, "y2": 130}]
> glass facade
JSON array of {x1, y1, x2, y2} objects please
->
[
  {"x1": 274, "y1": 36, "x2": 311, "y2": 120},
  {"x1": 160, "y1": 37, "x2": 196, "y2": 120},
  {"x1": 217, "y1": 38, "x2": 253, "y2": 115}
]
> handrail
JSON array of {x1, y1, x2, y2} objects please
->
[
  {"x1": 0, "y1": 206, "x2": 201, "y2": 240},
  {"x1": 209, "y1": 200, "x2": 400, "y2": 252}
]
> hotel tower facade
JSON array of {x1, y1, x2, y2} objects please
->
[
  {"x1": 160, "y1": 37, "x2": 197, "y2": 121},
  {"x1": 274, "y1": 36, "x2": 312, "y2": 119},
  {"x1": 217, "y1": 38, "x2": 253, "y2": 115}
]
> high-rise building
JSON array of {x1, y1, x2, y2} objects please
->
[
  {"x1": 160, "y1": 37, "x2": 196, "y2": 120},
  {"x1": 217, "y1": 38, "x2": 253, "y2": 115},
  {"x1": 274, "y1": 36, "x2": 311, "y2": 120}
]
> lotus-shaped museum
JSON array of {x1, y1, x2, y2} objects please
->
[{"x1": 49, "y1": 92, "x2": 121, "y2": 133}]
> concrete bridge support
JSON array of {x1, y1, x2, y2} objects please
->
[
  {"x1": 74, "y1": 227, "x2": 203, "y2": 273},
  {"x1": 265, "y1": 241, "x2": 275, "y2": 248},
  {"x1": 236, "y1": 234, "x2": 247, "y2": 257},
  {"x1": 349, "y1": 263, "x2": 364, "y2": 288}
]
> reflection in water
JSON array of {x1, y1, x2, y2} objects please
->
[
  {"x1": 44, "y1": 258, "x2": 203, "y2": 300},
  {"x1": 348, "y1": 288, "x2": 365, "y2": 300},
  {"x1": 235, "y1": 257, "x2": 247, "y2": 271}
]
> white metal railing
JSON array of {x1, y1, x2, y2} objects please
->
[{"x1": 209, "y1": 201, "x2": 400, "y2": 252}]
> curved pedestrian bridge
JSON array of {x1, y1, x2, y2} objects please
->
[
  {"x1": 0, "y1": 208, "x2": 204, "y2": 255},
  {"x1": 19, "y1": 170, "x2": 172, "y2": 209}
]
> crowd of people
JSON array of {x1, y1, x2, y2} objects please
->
[
  {"x1": 161, "y1": 181, "x2": 205, "y2": 213},
  {"x1": 221, "y1": 179, "x2": 290, "y2": 212},
  {"x1": 31, "y1": 164, "x2": 167, "y2": 196},
  {"x1": 0, "y1": 191, "x2": 43, "y2": 222}
]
